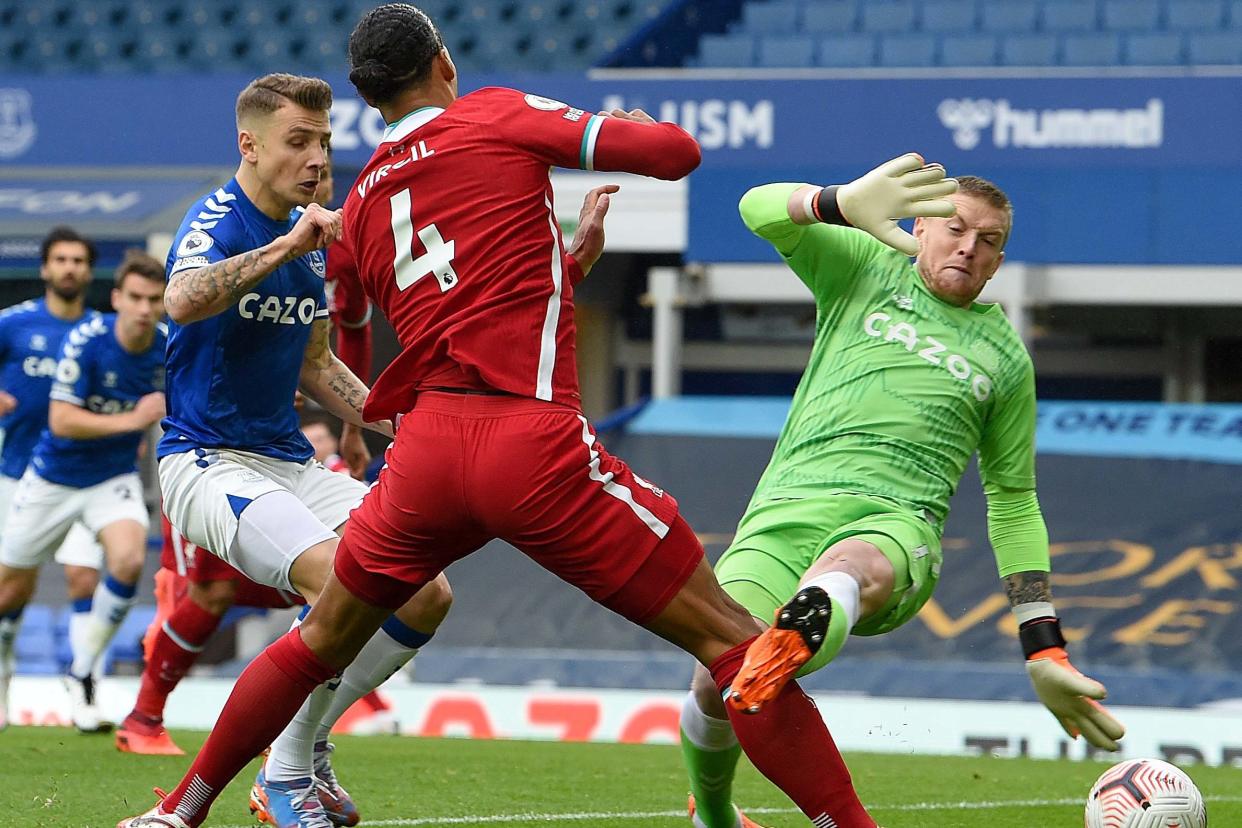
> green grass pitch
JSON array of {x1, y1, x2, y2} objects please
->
[{"x1": 5, "y1": 727, "x2": 1241, "y2": 827}]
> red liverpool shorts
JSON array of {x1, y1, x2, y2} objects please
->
[
  {"x1": 335, "y1": 392, "x2": 703, "y2": 624},
  {"x1": 160, "y1": 515, "x2": 302, "y2": 609}
]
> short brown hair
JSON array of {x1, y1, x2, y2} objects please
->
[
  {"x1": 236, "y1": 73, "x2": 333, "y2": 127},
  {"x1": 956, "y1": 175, "x2": 1013, "y2": 247},
  {"x1": 114, "y1": 249, "x2": 164, "y2": 290}
]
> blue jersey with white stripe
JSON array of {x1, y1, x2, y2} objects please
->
[
  {"x1": 32, "y1": 313, "x2": 167, "y2": 487},
  {"x1": 0, "y1": 299, "x2": 101, "y2": 480},
  {"x1": 158, "y1": 179, "x2": 328, "y2": 462}
]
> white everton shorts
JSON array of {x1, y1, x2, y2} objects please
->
[
  {"x1": 159, "y1": 448, "x2": 367, "y2": 593},
  {"x1": 0, "y1": 469, "x2": 147, "y2": 569}
]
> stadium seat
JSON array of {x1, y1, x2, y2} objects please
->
[
  {"x1": 1187, "y1": 31, "x2": 1242, "y2": 62},
  {"x1": 183, "y1": 29, "x2": 244, "y2": 70},
  {"x1": 15, "y1": 606, "x2": 59, "y2": 675},
  {"x1": 861, "y1": 0, "x2": 918, "y2": 33},
  {"x1": 920, "y1": 0, "x2": 977, "y2": 32},
  {"x1": 234, "y1": 3, "x2": 289, "y2": 30},
  {"x1": 878, "y1": 32, "x2": 937, "y2": 65},
  {"x1": 1061, "y1": 31, "x2": 1121, "y2": 64},
  {"x1": 757, "y1": 34, "x2": 816, "y2": 66},
  {"x1": 1163, "y1": 0, "x2": 1224, "y2": 31},
  {"x1": 697, "y1": 33, "x2": 756, "y2": 67},
  {"x1": 816, "y1": 33, "x2": 876, "y2": 66},
  {"x1": 1000, "y1": 32, "x2": 1058, "y2": 64},
  {"x1": 1102, "y1": 0, "x2": 1159, "y2": 31},
  {"x1": 1040, "y1": 0, "x2": 1100, "y2": 31},
  {"x1": 940, "y1": 33, "x2": 997, "y2": 65},
  {"x1": 1123, "y1": 32, "x2": 1185, "y2": 64},
  {"x1": 981, "y1": 0, "x2": 1038, "y2": 32},
  {"x1": 738, "y1": 0, "x2": 800, "y2": 35},
  {"x1": 286, "y1": 0, "x2": 337, "y2": 31},
  {"x1": 801, "y1": 1, "x2": 858, "y2": 33}
]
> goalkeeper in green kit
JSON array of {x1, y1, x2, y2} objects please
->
[{"x1": 681, "y1": 155, "x2": 1126, "y2": 828}]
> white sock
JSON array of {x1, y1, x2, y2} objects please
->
[
  {"x1": 315, "y1": 625, "x2": 420, "y2": 744},
  {"x1": 0, "y1": 612, "x2": 21, "y2": 680},
  {"x1": 265, "y1": 677, "x2": 339, "y2": 781},
  {"x1": 803, "y1": 570, "x2": 862, "y2": 628},
  {"x1": 680, "y1": 691, "x2": 737, "y2": 752},
  {"x1": 70, "y1": 575, "x2": 136, "y2": 678},
  {"x1": 67, "y1": 599, "x2": 94, "y2": 677}
]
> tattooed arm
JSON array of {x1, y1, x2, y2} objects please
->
[
  {"x1": 166, "y1": 203, "x2": 342, "y2": 325},
  {"x1": 298, "y1": 318, "x2": 393, "y2": 438}
]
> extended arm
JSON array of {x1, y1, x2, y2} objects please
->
[
  {"x1": 166, "y1": 204, "x2": 342, "y2": 325},
  {"x1": 48, "y1": 395, "x2": 165, "y2": 439},
  {"x1": 299, "y1": 319, "x2": 391, "y2": 437}
]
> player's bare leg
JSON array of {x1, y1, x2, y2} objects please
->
[
  {"x1": 0, "y1": 564, "x2": 38, "y2": 731},
  {"x1": 727, "y1": 538, "x2": 894, "y2": 714},
  {"x1": 644, "y1": 542, "x2": 878, "y2": 828},
  {"x1": 118, "y1": 579, "x2": 237, "y2": 756}
]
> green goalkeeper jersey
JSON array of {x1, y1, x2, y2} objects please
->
[{"x1": 740, "y1": 184, "x2": 1037, "y2": 533}]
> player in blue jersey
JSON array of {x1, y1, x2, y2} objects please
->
[
  {"x1": 0, "y1": 226, "x2": 108, "y2": 732},
  {"x1": 0, "y1": 250, "x2": 167, "y2": 732},
  {"x1": 148, "y1": 74, "x2": 450, "y2": 828}
]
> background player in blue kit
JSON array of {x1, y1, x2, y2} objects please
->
[
  {"x1": 0, "y1": 250, "x2": 167, "y2": 733},
  {"x1": 0, "y1": 227, "x2": 107, "y2": 732}
]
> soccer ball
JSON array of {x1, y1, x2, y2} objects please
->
[{"x1": 1084, "y1": 758, "x2": 1206, "y2": 828}]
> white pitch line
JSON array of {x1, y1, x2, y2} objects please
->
[{"x1": 214, "y1": 795, "x2": 1242, "y2": 827}]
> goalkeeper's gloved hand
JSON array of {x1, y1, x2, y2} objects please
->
[
  {"x1": 1021, "y1": 617, "x2": 1126, "y2": 751},
  {"x1": 813, "y1": 153, "x2": 959, "y2": 256}
]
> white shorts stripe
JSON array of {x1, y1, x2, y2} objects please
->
[
  {"x1": 575, "y1": 415, "x2": 669, "y2": 539},
  {"x1": 535, "y1": 194, "x2": 564, "y2": 401}
]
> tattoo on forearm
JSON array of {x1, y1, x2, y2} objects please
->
[
  {"x1": 170, "y1": 246, "x2": 295, "y2": 314},
  {"x1": 325, "y1": 368, "x2": 366, "y2": 415},
  {"x1": 1003, "y1": 570, "x2": 1052, "y2": 606}
]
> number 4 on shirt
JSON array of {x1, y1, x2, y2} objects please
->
[{"x1": 389, "y1": 188, "x2": 459, "y2": 293}]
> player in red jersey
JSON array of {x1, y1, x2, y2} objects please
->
[{"x1": 118, "y1": 7, "x2": 876, "y2": 828}]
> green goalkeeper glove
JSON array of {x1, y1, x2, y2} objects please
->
[{"x1": 812, "y1": 153, "x2": 959, "y2": 256}]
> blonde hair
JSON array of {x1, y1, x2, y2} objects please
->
[{"x1": 235, "y1": 73, "x2": 333, "y2": 127}]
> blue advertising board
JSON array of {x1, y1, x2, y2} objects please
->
[{"x1": 2, "y1": 73, "x2": 1238, "y2": 262}]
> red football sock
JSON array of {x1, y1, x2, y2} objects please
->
[
  {"x1": 132, "y1": 597, "x2": 222, "y2": 722},
  {"x1": 159, "y1": 629, "x2": 337, "y2": 826},
  {"x1": 710, "y1": 638, "x2": 877, "y2": 828}
]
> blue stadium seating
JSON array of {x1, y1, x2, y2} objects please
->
[
  {"x1": 816, "y1": 33, "x2": 876, "y2": 66},
  {"x1": 981, "y1": 1, "x2": 1038, "y2": 33},
  {"x1": 14, "y1": 605, "x2": 58, "y2": 675},
  {"x1": 801, "y1": 1, "x2": 858, "y2": 33},
  {"x1": 1124, "y1": 31, "x2": 1185, "y2": 64},
  {"x1": 1062, "y1": 31, "x2": 1122, "y2": 64},
  {"x1": 757, "y1": 34, "x2": 816, "y2": 66},
  {"x1": 920, "y1": 0, "x2": 976, "y2": 32},
  {"x1": 1187, "y1": 30, "x2": 1242, "y2": 60},
  {"x1": 878, "y1": 32, "x2": 937, "y2": 65},
  {"x1": 861, "y1": 1, "x2": 918, "y2": 33},
  {"x1": 697, "y1": 33, "x2": 757, "y2": 67},
  {"x1": 739, "y1": 0, "x2": 800, "y2": 34},
  {"x1": 1000, "y1": 32, "x2": 1059, "y2": 64},
  {"x1": 940, "y1": 33, "x2": 996, "y2": 64},
  {"x1": 1231, "y1": 0, "x2": 1242, "y2": 25},
  {"x1": 1164, "y1": 0, "x2": 1225, "y2": 30},
  {"x1": 1041, "y1": 0, "x2": 1100, "y2": 32},
  {"x1": 1103, "y1": 0, "x2": 1160, "y2": 31}
]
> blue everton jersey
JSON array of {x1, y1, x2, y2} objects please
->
[
  {"x1": 0, "y1": 299, "x2": 101, "y2": 480},
  {"x1": 158, "y1": 179, "x2": 328, "y2": 463},
  {"x1": 32, "y1": 314, "x2": 167, "y2": 487}
]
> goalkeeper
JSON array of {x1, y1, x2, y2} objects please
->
[{"x1": 681, "y1": 154, "x2": 1126, "y2": 828}]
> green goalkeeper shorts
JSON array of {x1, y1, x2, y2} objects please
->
[{"x1": 715, "y1": 492, "x2": 943, "y2": 637}]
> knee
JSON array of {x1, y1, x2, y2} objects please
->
[
  {"x1": 398, "y1": 574, "x2": 452, "y2": 632},
  {"x1": 690, "y1": 663, "x2": 727, "y2": 718},
  {"x1": 63, "y1": 566, "x2": 99, "y2": 601},
  {"x1": 109, "y1": 550, "x2": 145, "y2": 585},
  {"x1": 189, "y1": 580, "x2": 237, "y2": 616},
  {"x1": 0, "y1": 568, "x2": 35, "y2": 612}
]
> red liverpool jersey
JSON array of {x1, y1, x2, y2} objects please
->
[
  {"x1": 325, "y1": 233, "x2": 372, "y2": 379},
  {"x1": 341, "y1": 86, "x2": 700, "y2": 421}
]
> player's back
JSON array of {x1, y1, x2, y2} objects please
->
[{"x1": 344, "y1": 87, "x2": 700, "y2": 421}]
